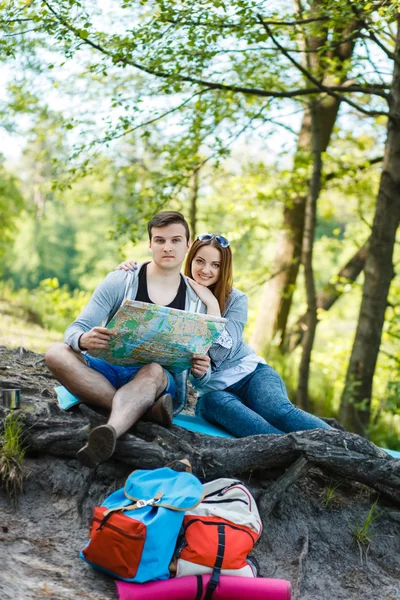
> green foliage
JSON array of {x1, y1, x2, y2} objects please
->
[
  {"x1": 0, "y1": 412, "x2": 26, "y2": 505},
  {"x1": 0, "y1": 280, "x2": 90, "y2": 333},
  {"x1": 324, "y1": 481, "x2": 340, "y2": 509},
  {"x1": 28, "y1": 278, "x2": 91, "y2": 332},
  {"x1": 0, "y1": 297, "x2": 61, "y2": 354},
  {"x1": 350, "y1": 498, "x2": 383, "y2": 548},
  {"x1": 2, "y1": 0, "x2": 391, "y2": 183},
  {"x1": 1, "y1": 137, "x2": 127, "y2": 291},
  {"x1": 0, "y1": 0, "x2": 399, "y2": 447},
  {"x1": 0, "y1": 160, "x2": 24, "y2": 265}
]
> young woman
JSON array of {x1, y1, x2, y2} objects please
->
[{"x1": 117, "y1": 234, "x2": 330, "y2": 437}]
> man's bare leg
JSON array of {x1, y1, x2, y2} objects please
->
[
  {"x1": 47, "y1": 345, "x2": 169, "y2": 467},
  {"x1": 45, "y1": 343, "x2": 115, "y2": 410},
  {"x1": 107, "y1": 362, "x2": 168, "y2": 437},
  {"x1": 75, "y1": 362, "x2": 168, "y2": 469}
]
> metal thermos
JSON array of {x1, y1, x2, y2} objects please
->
[{"x1": 2, "y1": 389, "x2": 21, "y2": 409}]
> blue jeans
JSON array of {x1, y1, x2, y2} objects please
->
[
  {"x1": 84, "y1": 355, "x2": 176, "y2": 398},
  {"x1": 196, "y1": 363, "x2": 330, "y2": 436}
]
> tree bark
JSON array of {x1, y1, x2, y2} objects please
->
[
  {"x1": 297, "y1": 100, "x2": 322, "y2": 409},
  {"x1": 3, "y1": 402, "x2": 398, "y2": 505},
  {"x1": 285, "y1": 240, "x2": 369, "y2": 353},
  {"x1": 1, "y1": 345, "x2": 399, "y2": 507},
  {"x1": 189, "y1": 167, "x2": 199, "y2": 240},
  {"x1": 251, "y1": 10, "x2": 360, "y2": 354},
  {"x1": 339, "y1": 17, "x2": 400, "y2": 435}
]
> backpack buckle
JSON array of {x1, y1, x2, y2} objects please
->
[
  {"x1": 204, "y1": 570, "x2": 221, "y2": 599},
  {"x1": 207, "y1": 577, "x2": 219, "y2": 592},
  {"x1": 136, "y1": 495, "x2": 163, "y2": 509}
]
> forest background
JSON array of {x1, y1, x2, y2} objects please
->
[{"x1": 0, "y1": 0, "x2": 399, "y2": 450}]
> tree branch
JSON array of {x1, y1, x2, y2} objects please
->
[
  {"x1": 164, "y1": 16, "x2": 330, "y2": 28},
  {"x1": 5, "y1": 27, "x2": 42, "y2": 37},
  {"x1": 1, "y1": 346, "x2": 399, "y2": 511},
  {"x1": 257, "y1": 14, "x2": 389, "y2": 116},
  {"x1": 284, "y1": 241, "x2": 369, "y2": 353},
  {"x1": 361, "y1": 30, "x2": 400, "y2": 65},
  {"x1": 326, "y1": 84, "x2": 390, "y2": 99},
  {"x1": 325, "y1": 155, "x2": 383, "y2": 182},
  {"x1": 0, "y1": 18, "x2": 34, "y2": 23},
  {"x1": 259, "y1": 17, "x2": 329, "y2": 26},
  {"x1": 16, "y1": 404, "x2": 400, "y2": 506},
  {"x1": 259, "y1": 457, "x2": 311, "y2": 516},
  {"x1": 379, "y1": 349, "x2": 400, "y2": 366},
  {"x1": 41, "y1": 1, "x2": 390, "y2": 108},
  {"x1": 101, "y1": 89, "x2": 207, "y2": 143}
]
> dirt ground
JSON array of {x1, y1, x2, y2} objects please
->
[
  {"x1": 0, "y1": 345, "x2": 399, "y2": 600},
  {"x1": 1, "y1": 455, "x2": 400, "y2": 600}
]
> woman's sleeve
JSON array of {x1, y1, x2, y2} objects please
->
[{"x1": 208, "y1": 293, "x2": 248, "y2": 368}]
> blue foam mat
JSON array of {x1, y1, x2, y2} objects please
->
[
  {"x1": 55, "y1": 385, "x2": 81, "y2": 410},
  {"x1": 172, "y1": 414, "x2": 235, "y2": 438},
  {"x1": 54, "y1": 385, "x2": 234, "y2": 438},
  {"x1": 384, "y1": 448, "x2": 400, "y2": 459},
  {"x1": 54, "y1": 385, "x2": 399, "y2": 453}
]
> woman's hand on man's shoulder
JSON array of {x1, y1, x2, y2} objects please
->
[{"x1": 115, "y1": 260, "x2": 137, "y2": 271}]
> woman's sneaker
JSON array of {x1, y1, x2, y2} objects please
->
[{"x1": 77, "y1": 424, "x2": 117, "y2": 469}]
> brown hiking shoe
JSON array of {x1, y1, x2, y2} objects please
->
[
  {"x1": 141, "y1": 393, "x2": 174, "y2": 428},
  {"x1": 77, "y1": 424, "x2": 117, "y2": 469}
]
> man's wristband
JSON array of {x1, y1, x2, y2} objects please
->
[{"x1": 78, "y1": 334, "x2": 87, "y2": 351}]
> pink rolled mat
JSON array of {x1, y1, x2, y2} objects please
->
[{"x1": 116, "y1": 574, "x2": 291, "y2": 600}]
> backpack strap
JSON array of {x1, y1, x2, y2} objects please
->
[
  {"x1": 165, "y1": 459, "x2": 192, "y2": 473},
  {"x1": 123, "y1": 461, "x2": 205, "y2": 512},
  {"x1": 204, "y1": 523, "x2": 225, "y2": 600},
  {"x1": 122, "y1": 494, "x2": 204, "y2": 512},
  {"x1": 195, "y1": 575, "x2": 203, "y2": 600},
  {"x1": 102, "y1": 492, "x2": 164, "y2": 519}
]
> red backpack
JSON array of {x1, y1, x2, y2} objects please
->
[{"x1": 175, "y1": 478, "x2": 262, "y2": 598}]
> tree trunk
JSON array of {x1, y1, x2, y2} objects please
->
[
  {"x1": 189, "y1": 167, "x2": 199, "y2": 240},
  {"x1": 251, "y1": 11, "x2": 360, "y2": 355},
  {"x1": 297, "y1": 101, "x2": 322, "y2": 409},
  {"x1": 285, "y1": 240, "x2": 369, "y2": 353},
  {"x1": 339, "y1": 17, "x2": 400, "y2": 435},
  {"x1": 1, "y1": 345, "x2": 398, "y2": 505}
]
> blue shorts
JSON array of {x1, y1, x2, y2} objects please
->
[{"x1": 83, "y1": 355, "x2": 176, "y2": 398}]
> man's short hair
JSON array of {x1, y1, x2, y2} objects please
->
[{"x1": 147, "y1": 211, "x2": 190, "y2": 242}]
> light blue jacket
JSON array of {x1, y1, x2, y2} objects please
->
[
  {"x1": 189, "y1": 287, "x2": 256, "y2": 389},
  {"x1": 64, "y1": 263, "x2": 206, "y2": 414}
]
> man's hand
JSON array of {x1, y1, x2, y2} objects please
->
[
  {"x1": 191, "y1": 354, "x2": 210, "y2": 378},
  {"x1": 79, "y1": 327, "x2": 115, "y2": 351}
]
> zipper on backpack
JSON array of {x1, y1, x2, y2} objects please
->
[
  {"x1": 203, "y1": 481, "x2": 242, "y2": 499},
  {"x1": 183, "y1": 518, "x2": 255, "y2": 542},
  {"x1": 201, "y1": 498, "x2": 248, "y2": 506},
  {"x1": 93, "y1": 516, "x2": 145, "y2": 540}
]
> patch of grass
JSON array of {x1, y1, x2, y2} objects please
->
[
  {"x1": 0, "y1": 412, "x2": 26, "y2": 504},
  {"x1": 350, "y1": 498, "x2": 383, "y2": 548},
  {"x1": 324, "y1": 481, "x2": 341, "y2": 509}
]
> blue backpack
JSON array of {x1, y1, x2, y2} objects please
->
[{"x1": 80, "y1": 461, "x2": 204, "y2": 582}]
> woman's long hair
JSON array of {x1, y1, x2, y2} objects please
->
[{"x1": 184, "y1": 238, "x2": 233, "y2": 314}]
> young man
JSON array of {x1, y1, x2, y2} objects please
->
[{"x1": 45, "y1": 211, "x2": 210, "y2": 468}]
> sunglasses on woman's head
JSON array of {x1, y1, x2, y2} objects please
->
[{"x1": 197, "y1": 233, "x2": 230, "y2": 248}]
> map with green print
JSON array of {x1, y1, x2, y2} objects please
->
[{"x1": 90, "y1": 300, "x2": 227, "y2": 373}]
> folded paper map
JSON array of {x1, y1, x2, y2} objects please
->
[{"x1": 90, "y1": 300, "x2": 227, "y2": 373}]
